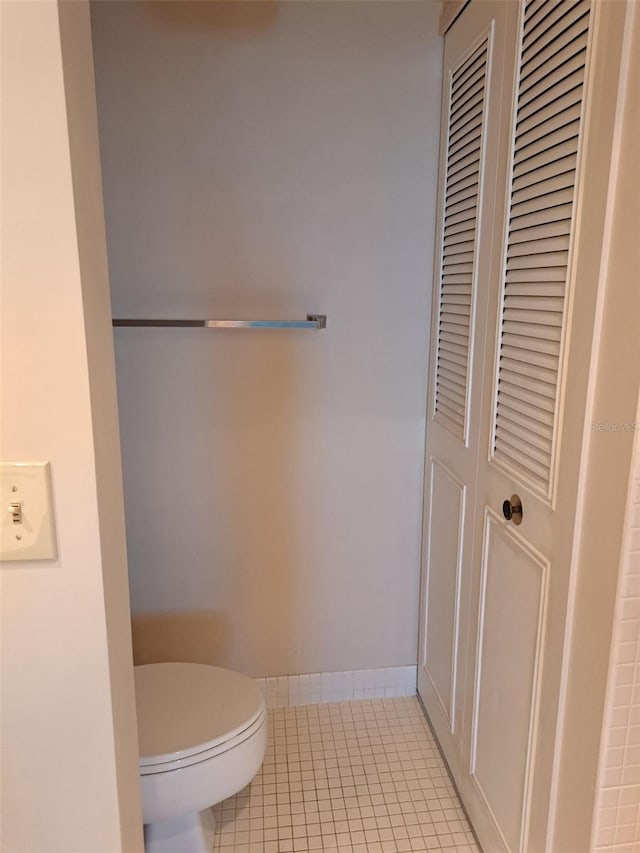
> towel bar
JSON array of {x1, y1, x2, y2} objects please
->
[{"x1": 112, "y1": 314, "x2": 327, "y2": 330}]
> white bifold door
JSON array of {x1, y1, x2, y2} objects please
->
[{"x1": 418, "y1": 1, "x2": 627, "y2": 850}]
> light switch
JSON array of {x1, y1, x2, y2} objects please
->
[{"x1": 0, "y1": 462, "x2": 57, "y2": 561}]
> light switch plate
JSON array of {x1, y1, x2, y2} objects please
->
[{"x1": 0, "y1": 462, "x2": 58, "y2": 561}]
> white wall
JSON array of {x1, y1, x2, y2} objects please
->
[
  {"x1": 1, "y1": 2, "x2": 142, "y2": 850},
  {"x1": 91, "y1": 1, "x2": 442, "y2": 677}
]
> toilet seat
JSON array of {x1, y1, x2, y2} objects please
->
[
  {"x1": 135, "y1": 663, "x2": 266, "y2": 775},
  {"x1": 139, "y1": 707, "x2": 267, "y2": 775}
]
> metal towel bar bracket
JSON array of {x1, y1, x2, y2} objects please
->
[{"x1": 112, "y1": 314, "x2": 327, "y2": 330}]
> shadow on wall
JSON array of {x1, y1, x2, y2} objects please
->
[
  {"x1": 147, "y1": 0, "x2": 279, "y2": 36},
  {"x1": 117, "y1": 297, "x2": 310, "y2": 677},
  {"x1": 132, "y1": 611, "x2": 233, "y2": 666}
]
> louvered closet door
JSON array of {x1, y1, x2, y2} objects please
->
[
  {"x1": 417, "y1": 0, "x2": 522, "y2": 785},
  {"x1": 492, "y1": 0, "x2": 591, "y2": 496},
  {"x1": 456, "y1": 0, "x2": 624, "y2": 851}
]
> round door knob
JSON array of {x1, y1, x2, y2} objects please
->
[{"x1": 502, "y1": 494, "x2": 523, "y2": 525}]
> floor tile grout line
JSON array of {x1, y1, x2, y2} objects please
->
[
  {"x1": 213, "y1": 696, "x2": 478, "y2": 853},
  {"x1": 413, "y1": 692, "x2": 483, "y2": 853}
]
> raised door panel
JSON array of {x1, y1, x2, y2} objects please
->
[
  {"x1": 423, "y1": 459, "x2": 466, "y2": 732},
  {"x1": 470, "y1": 512, "x2": 548, "y2": 852}
]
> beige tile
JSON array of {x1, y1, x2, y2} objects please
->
[{"x1": 212, "y1": 697, "x2": 477, "y2": 853}]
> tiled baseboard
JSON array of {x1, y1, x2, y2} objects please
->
[{"x1": 255, "y1": 665, "x2": 417, "y2": 709}]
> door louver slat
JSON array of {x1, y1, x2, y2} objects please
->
[
  {"x1": 525, "y1": 0, "x2": 584, "y2": 48},
  {"x1": 439, "y1": 338, "x2": 469, "y2": 358},
  {"x1": 496, "y1": 424, "x2": 552, "y2": 465},
  {"x1": 495, "y1": 445, "x2": 551, "y2": 484},
  {"x1": 502, "y1": 319, "x2": 563, "y2": 343},
  {"x1": 497, "y1": 415, "x2": 554, "y2": 454},
  {"x1": 507, "y1": 220, "x2": 572, "y2": 246},
  {"x1": 500, "y1": 369, "x2": 557, "y2": 400},
  {"x1": 438, "y1": 385, "x2": 467, "y2": 415},
  {"x1": 512, "y1": 152, "x2": 577, "y2": 187},
  {"x1": 515, "y1": 104, "x2": 582, "y2": 153},
  {"x1": 439, "y1": 283, "x2": 474, "y2": 296},
  {"x1": 507, "y1": 250, "x2": 568, "y2": 269},
  {"x1": 497, "y1": 381, "x2": 556, "y2": 425},
  {"x1": 520, "y1": 38, "x2": 588, "y2": 101},
  {"x1": 436, "y1": 400, "x2": 465, "y2": 426},
  {"x1": 446, "y1": 159, "x2": 482, "y2": 190},
  {"x1": 510, "y1": 172, "x2": 575, "y2": 206},
  {"x1": 452, "y1": 49, "x2": 486, "y2": 90},
  {"x1": 501, "y1": 345, "x2": 560, "y2": 370},
  {"x1": 516, "y1": 88, "x2": 583, "y2": 139},
  {"x1": 499, "y1": 356, "x2": 558, "y2": 386},
  {"x1": 446, "y1": 196, "x2": 480, "y2": 219},
  {"x1": 441, "y1": 319, "x2": 472, "y2": 338},
  {"x1": 518, "y1": 52, "x2": 586, "y2": 110},
  {"x1": 439, "y1": 354, "x2": 468, "y2": 376},
  {"x1": 510, "y1": 188, "x2": 575, "y2": 218},
  {"x1": 525, "y1": 0, "x2": 553, "y2": 24},
  {"x1": 495, "y1": 428, "x2": 552, "y2": 477},
  {"x1": 513, "y1": 145, "x2": 578, "y2": 184},
  {"x1": 447, "y1": 152, "x2": 482, "y2": 182},
  {"x1": 492, "y1": 0, "x2": 590, "y2": 496},
  {"x1": 521, "y1": 7, "x2": 589, "y2": 71},
  {"x1": 505, "y1": 268, "x2": 567, "y2": 283},
  {"x1": 453, "y1": 53, "x2": 487, "y2": 86},
  {"x1": 446, "y1": 183, "x2": 480, "y2": 208},
  {"x1": 434, "y1": 39, "x2": 490, "y2": 439},
  {"x1": 497, "y1": 401, "x2": 556, "y2": 439},
  {"x1": 503, "y1": 308, "x2": 564, "y2": 327},
  {"x1": 447, "y1": 168, "x2": 482, "y2": 196},
  {"x1": 444, "y1": 237, "x2": 476, "y2": 254},
  {"x1": 441, "y1": 295, "x2": 473, "y2": 308},
  {"x1": 521, "y1": 11, "x2": 589, "y2": 71},
  {"x1": 509, "y1": 203, "x2": 574, "y2": 232},
  {"x1": 444, "y1": 215, "x2": 478, "y2": 238},
  {"x1": 447, "y1": 142, "x2": 483, "y2": 173},
  {"x1": 449, "y1": 104, "x2": 484, "y2": 141},
  {"x1": 513, "y1": 119, "x2": 580, "y2": 165},
  {"x1": 450, "y1": 112, "x2": 484, "y2": 150},
  {"x1": 449, "y1": 82, "x2": 486, "y2": 121},
  {"x1": 438, "y1": 372, "x2": 467, "y2": 397},
  {"x1": 445, "y1": 204, "x2": 481, "y2": 228},
  {"x1": 452, "y1": 68, "x2": 487, "y2": 107},
  {"x1": 518, "y1": 74, "x2": 583, "y2": 125}
]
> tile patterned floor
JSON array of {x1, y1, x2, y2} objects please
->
[{"x1": 212, "y1": 696, "x2": 479, "y2": 852}]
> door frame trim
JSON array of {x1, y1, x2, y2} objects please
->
[{"x1": 546, "y1": 1, "x2": 640, "y2": 848}]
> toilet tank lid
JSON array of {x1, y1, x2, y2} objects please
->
[{"x1": 134, "y1": 662, "x2": 265, "y2": 764}]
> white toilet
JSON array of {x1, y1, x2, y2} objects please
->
[{"x1": 134, "y1": 662, "x2": 267, "y2": 853}]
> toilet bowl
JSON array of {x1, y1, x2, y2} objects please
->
[{"x1": 135, "y1": 662, "x2": 267, "y2": 853}]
